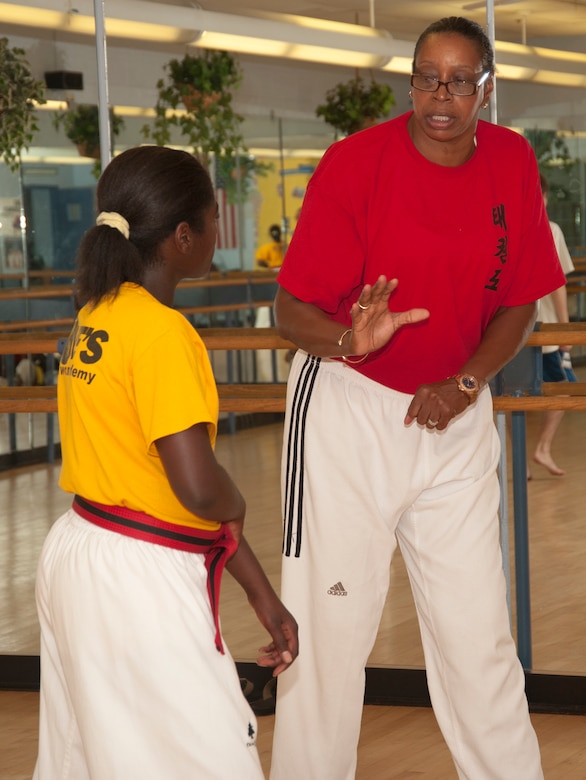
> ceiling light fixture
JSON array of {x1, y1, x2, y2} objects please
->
[
  {"x1": 462, "y1": 0, "x2": 521, "y2": 10},
  {"x1": 0, "y1": 0, "x2": 585, "y2": 87}
]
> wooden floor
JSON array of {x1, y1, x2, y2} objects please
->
[
  {"x1": 1, "y1": 403, "x2": 586, "y2": 777},
  {"x1": 2, "y1": 690, "x2": 585, "y2": 779}
]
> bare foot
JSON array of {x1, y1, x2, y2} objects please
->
[{"x1": 533, "y1": 453, "x2": 565, "y2": 476}]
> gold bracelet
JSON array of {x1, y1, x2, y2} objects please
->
[
  {"x1": 337, "y1": 327, "x2": 369, "y2": 364},
  {"x1": 337, "y1": 328, "x2": 352, "y2": 348},
  {"x1": 341, "y1": 353, "x2": 370, "y2": 365}
]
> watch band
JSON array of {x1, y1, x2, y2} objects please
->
[{"x1": 452, "y1": 373, "x2": 480, "y2": 404}]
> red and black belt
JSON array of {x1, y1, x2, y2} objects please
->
[{"x1": 72, "y1": 495, "x2": 237, "y2": 654}]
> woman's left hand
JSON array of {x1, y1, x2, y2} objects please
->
[{"x1": 404, "y1": 377, "x2": 471, "y2": 430}]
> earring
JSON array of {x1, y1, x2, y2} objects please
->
[
  {"x1": 481, "y1": 102, "x2": 488, "y2": 109},
  {"x1": 408, "y1": 90, "x2": 413, "y2": 99}
]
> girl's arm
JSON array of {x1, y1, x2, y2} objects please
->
[
  {"x1": 226, "y1": 537, "x2": 298, "y2": 676},
  {"x1": 156, "y1": 424, "x2": 298, "y2": 673}
]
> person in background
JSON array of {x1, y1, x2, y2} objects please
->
[
  {"x1": 254, "y1": 223, "x2": 289, "y2": 377},
  {"x1": 256, "y1": 224, "x2": 284, "y2": 269},
  {"x1": 33, "y1": 145, "x2": 298, "y2": 780},
  {"x1": 269, "y1": 16, "x2": 565, "y2": 780},
  {"x1": 531, "y1": 173, "x2": 576, "y2": 477},
  {"x1": 14, "y1": 354, "x2": 45, "y2": 386}
]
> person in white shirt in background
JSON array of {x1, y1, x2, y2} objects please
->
[{"x1": 532, "y1": 173, "x2": 576, "y2": 477}]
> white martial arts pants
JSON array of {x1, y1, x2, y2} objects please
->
[
  {"x1": 34, "y1": 509, "x2": 264, "y2": 780},
  {"x1": 270, "y1": 352, "x2": 543, "y2": 780}
]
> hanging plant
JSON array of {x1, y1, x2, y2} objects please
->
[
  {"x1": 524, "y1": 128, "x2": 575, "y2": 175},
  {"x1": 142, "y1": 50, "x2": 245, "y2": 173},
  {"x1": 0, "y1": 37, "x2": 45, "y2": 172},
  {"x1": 52, "y1": 103, "x2": 125, "y2": 177},
  {"x1": 316, "y1": 76, "x2": 395, "y2": 137},
  {"x1": 216, "y1": 154, "x2": 273, "y2": 205}
]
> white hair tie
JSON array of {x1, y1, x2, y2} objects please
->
[{"x1": 96, "y1": 211, "x2": 130, "y2": 239}]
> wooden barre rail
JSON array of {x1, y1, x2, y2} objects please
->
[
  {"x1": 0, "y1": 269, "x2": 278, "y2": 282},
  {"x1": 0, "y1": 327, "x2": 292, "y2": 355},
  {"x1": 0, "y1": 317, "x2": 75, "y2": 333},
  {"x1": 3, "y1": 324, "x2": 586, "y2": 415},
  {"x1": 0, "y1": 383, "x2": 288, "y2": 414},
  {"x1": 0, "y1": 270, "x2": 75, "y2": 280},
  {"x1": 5, "y1": 386, "x2": 586, "y2": 414},
  {"x1": 3, "y1": 322, "x2": 586, "y2": 355},
  {"x1": 0, "y1": 271, "x2": 278, "y2": 301},
  {"x1": 178, "y1": 300, "x2": 274, "y2": 317},
  {"x1": 0, "y1": 302, "x2": 275, "y2": 334},
  {"x1": 0, "y1": 286, "x2": 74, "y2": 301},
  {"x1": 0, "y1": 328, "x2": 293, "y2": 414}
]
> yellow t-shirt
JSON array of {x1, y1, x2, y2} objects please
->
[
  {"x1": 58, "y1": 283, "x2": 220, "y2": 530},
  {"x1": 255, "y1": 241, "x2": 283, "y2": 269}
]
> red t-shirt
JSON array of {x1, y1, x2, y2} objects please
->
[{"x1": 277, "y1": 112, "x2": 565, "y2": 393}]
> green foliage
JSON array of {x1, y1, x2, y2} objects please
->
[
  {"x1": 53, "y1": 103, "x2": 125, "y2": 177},
  {"x1": 52, "y1": 103, "x2": 125, "y2": 154},
  {"x1": 316, "y1": 77, "x2": 395, "y2": 137},
  {"x1": 216, "y1": 155, "x2": 273, "y2": 204},
  {"x1": 0, "y1": 37, "x2": 45, "y2": 172},
  {"x1": 166, "y1": 49, "x2": 242, "y2": 95},
  {"x1": 142, "y1": 50, "x2": 245, "y2": 171},
  {"x1": 524, "y1": 128, "x2": 574, "y2": 173}
]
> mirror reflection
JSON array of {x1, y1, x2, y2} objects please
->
[{"x1": 1, "y1": 17, "x2": 585, "y2": 685}]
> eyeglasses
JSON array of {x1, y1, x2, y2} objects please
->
[{"x1": 410, "y1": 71, "x2": 490, "y2": 97}]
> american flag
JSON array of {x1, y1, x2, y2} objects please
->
[
  {"x1": 214, "y1": 160, "x2": 238, "y2": 250},
  {"x1": 216, "y1": 186, "x2": 238, "y2": 249}
]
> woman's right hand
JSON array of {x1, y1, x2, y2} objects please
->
[
  {"x1": 274, "y1": 281, "x2": 428, "y2": 360},
  {"x1": 347, "y1": 275, "x2": 430, "y2": 356}
]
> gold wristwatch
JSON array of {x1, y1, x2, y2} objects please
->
[{"x1": 453, "y1": 373, "x2": 481, "y2": 404}]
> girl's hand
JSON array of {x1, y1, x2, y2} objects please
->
[
  {"x1": 253, "y1": 597, "x2": 299, "y2": 676},
  {"x1": 225, "y1": 537, "x2": 299, "y2": 675}
]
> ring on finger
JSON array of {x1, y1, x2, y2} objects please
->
[
  {"x1": 428, "y1": 419, "x2": 439, "y2": 427},
  {"x1": 357, "y1": 301, "x2": 370, "y2": 310}
]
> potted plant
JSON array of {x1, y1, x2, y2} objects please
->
[
  {"x1": 0, "y1": 37, "x2": 45, "y2": 172},
  {"x1": 53, "y1": 103, "x2": 125, "y2": 176},
  {"x1": 216, "y1": 153, "x2": 273, "y2": 205},
  {"x1": 524, "y1": 129, "x2": 575, "y2": 174},
  {"x1": 316, "y1": 76, "x2": 395, "y2": 137},
  {"x1": 142, "y1": 49, "x2": 250, "y2": 184},
  {"x1": 164, "y1": 49, "x2": 242, "y2": 110}
]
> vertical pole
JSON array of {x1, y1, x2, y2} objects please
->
[
  {"x1": 17, "y1": 166, "x2": 29, "y2": 296},
  {"x1": 277, "y1": 118, "x2": 288, "y2": 247},
  {"x1": 17, "y1": 164, "x2": 33, "y2": 448},
  {"x1": 235, "y1": 151, "x2": 244, "y2": 271},
  {"x1": 45, "y1": 354, "x2": 56, "y2": 463},
  {"x1": 496, "y1": 411, "x2": 512, "y2": 626},
  {"x1": 487, "y1": 0, "x2": 532, "y2": 667},
  {"x1": 485, "y1": 0, "x2": 498, "y2": 124},
  {"x1": 93, "y1": 0, "x2": 112, "y2": 168},
  {"x1": 511, "y1": 410, "x2": 532, "y2": 669},
  {"x1": 368, "y1": 0, "x2": 375, "y2": 28}
]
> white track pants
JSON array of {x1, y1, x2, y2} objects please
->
[
  {"x1": 270, "y1": 353, "x2": 542, "y2": 780},
  {"x1": 34, "y1": 510, "x2": 264, "y2": 780}
]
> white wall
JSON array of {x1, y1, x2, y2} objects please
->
[{"x1": 7, "y1": 28, "x2": 586, "y2": 156}]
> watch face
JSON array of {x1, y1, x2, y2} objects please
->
[{"x1": 461, "y1": 375, "x2": 477, "y2": 391}]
